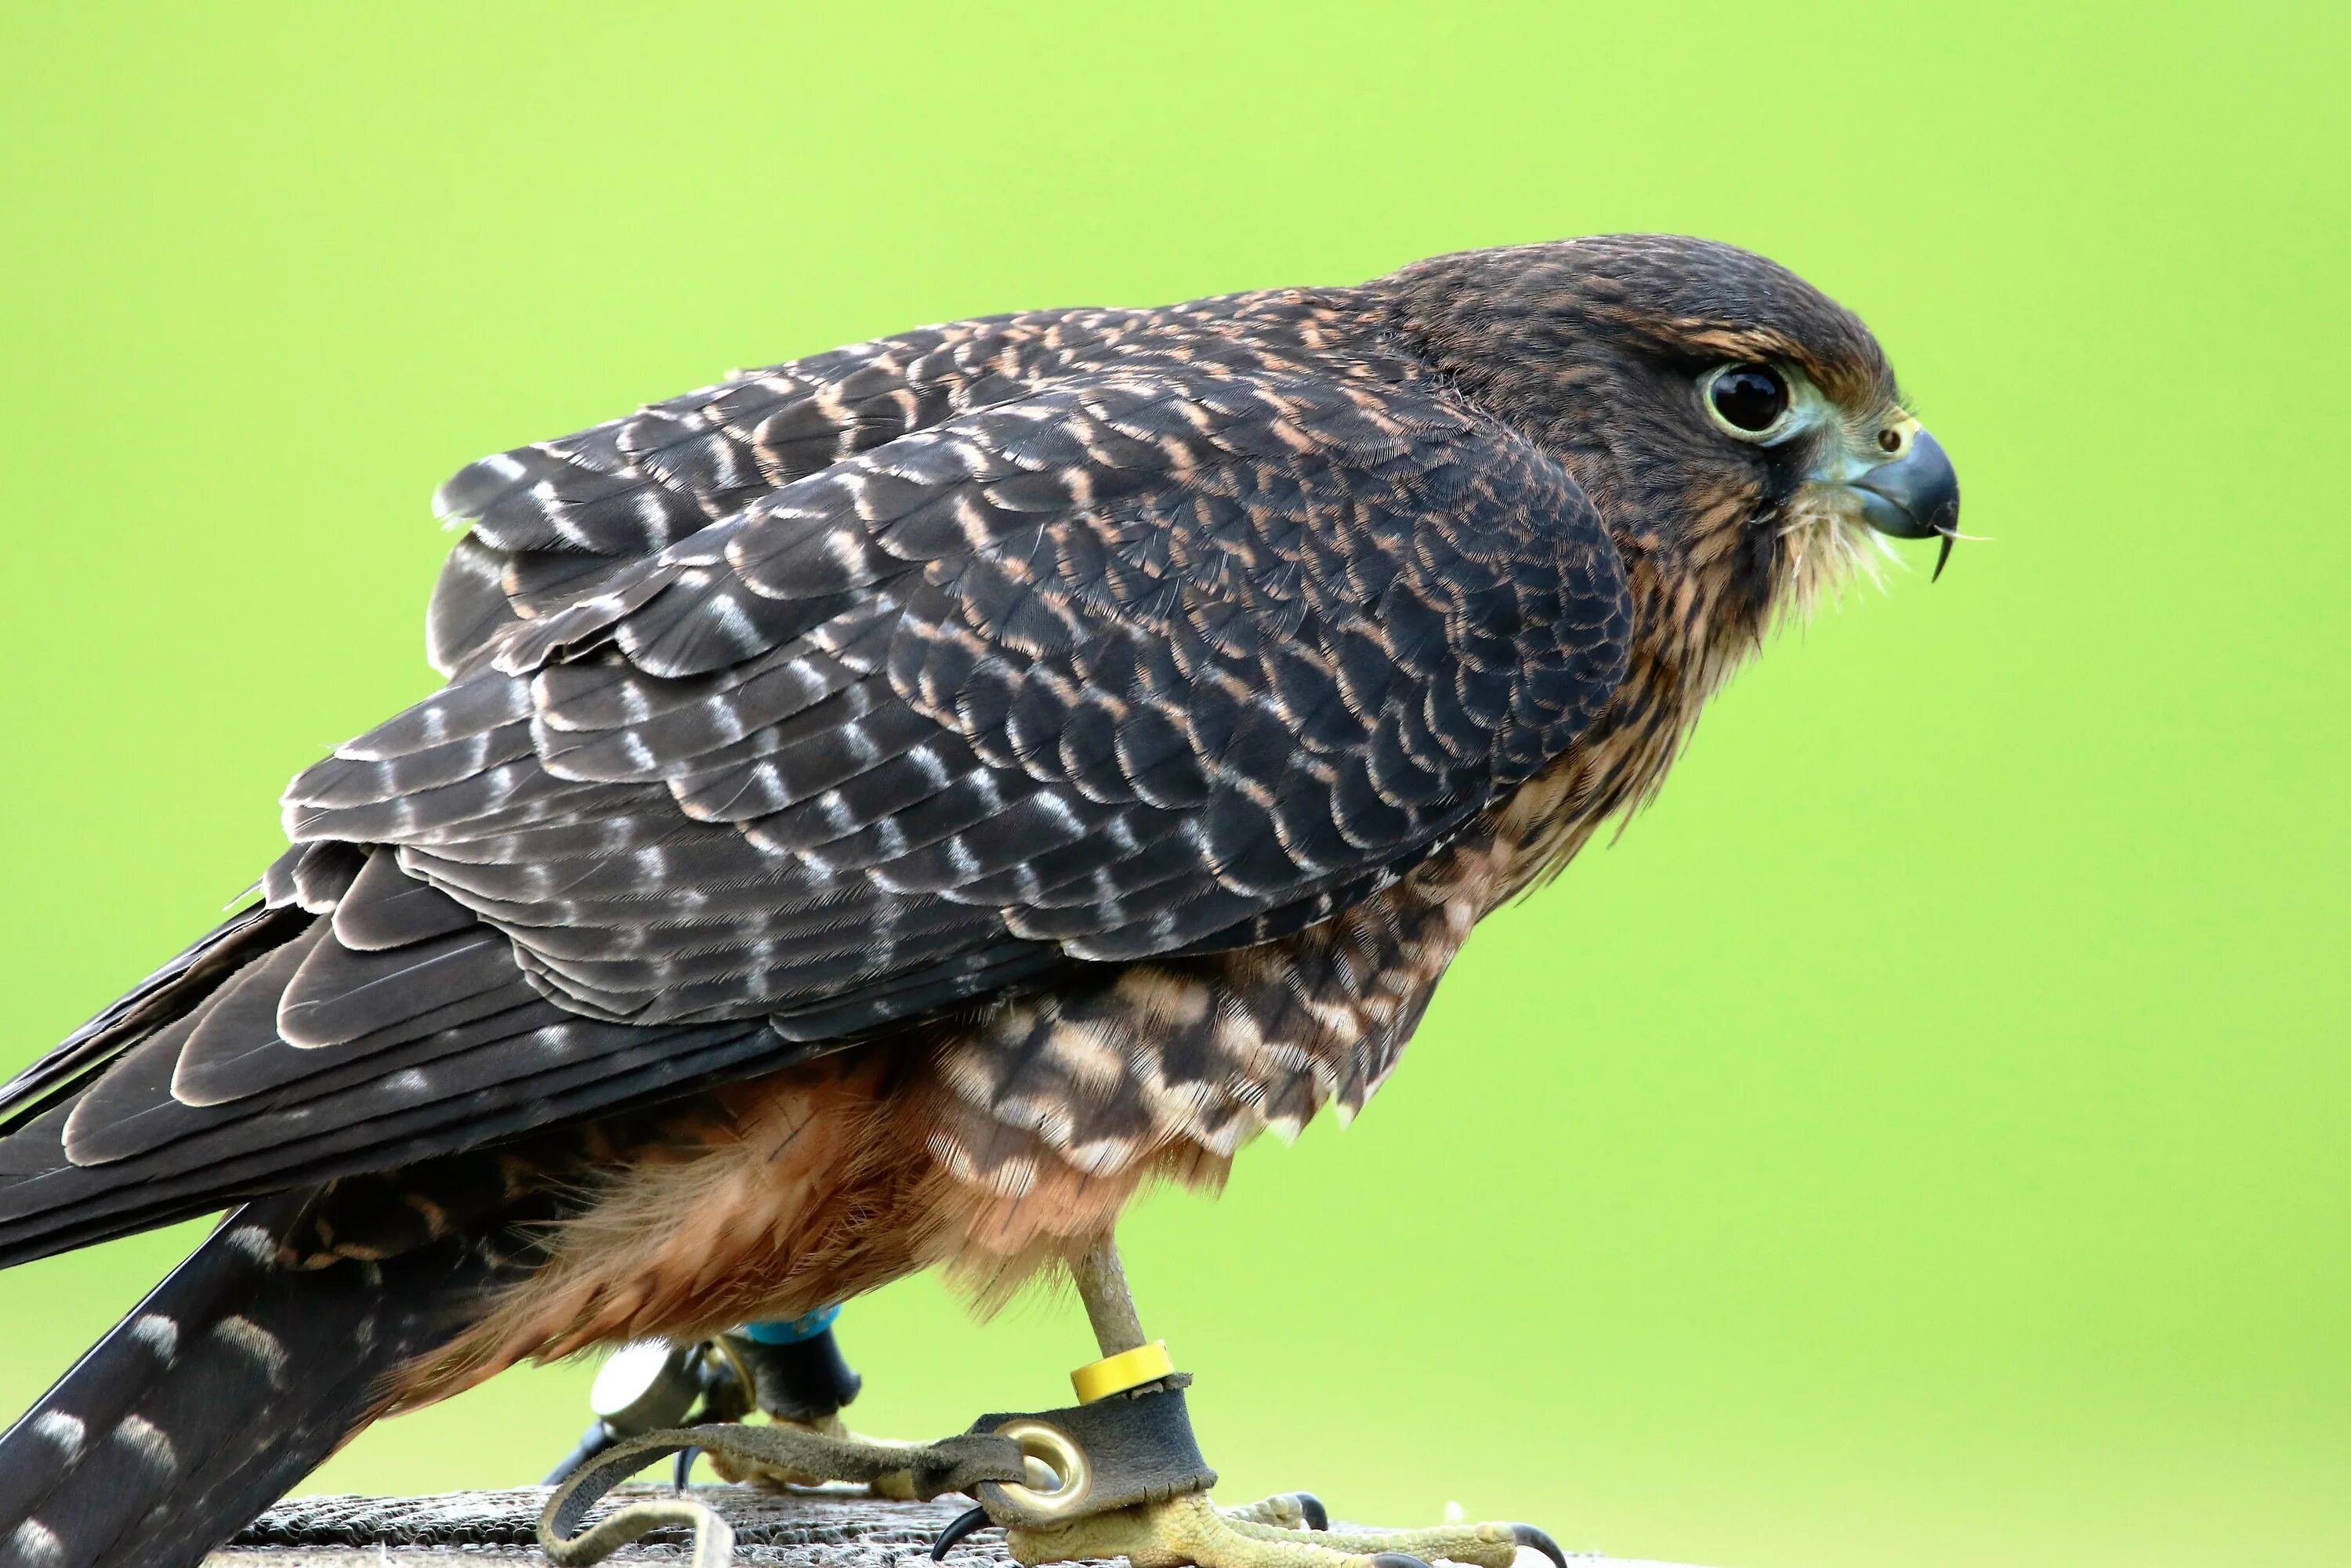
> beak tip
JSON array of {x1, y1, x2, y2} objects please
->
[{"x1": 1853, "y1": 425, "x2": 1961, "y2": 578}]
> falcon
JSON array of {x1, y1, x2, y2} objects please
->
[{"x1": 0, "y1": 234, "x2": 1959, "y2": 1568}]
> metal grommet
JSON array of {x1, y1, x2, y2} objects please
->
[{"x1": 990, "y1": 1419, "x2": 1093, "y2": 1520}]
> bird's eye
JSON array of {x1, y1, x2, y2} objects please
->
[{"x1": 1702, "y1": 364, "x2": 1792, "y2": 440}]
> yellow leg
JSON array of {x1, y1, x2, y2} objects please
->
[
  {"x1": 999, "y1": 1240, "x2": 1565, "y2": 1568},
  {"x1": 1007, "y1": 1491, "x2": 1546, "y2": 1568}
]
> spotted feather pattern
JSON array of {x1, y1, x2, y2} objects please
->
[
  {"x1": 0, "y1": 1192, "x2": 533, "y2": 1568},
  {"x1": 292, "y1": 354, "x2": 1632, "y2": 1035},
  {"x1": 928, "y1": 860, "x2": 1472, "y2": 1192},
  {"x1": 0, "y1": 292, "x2": 1632, "y2": 1268},
  {"x1": 422, "y1": 301, "x2": 1332, "y2": 675}
]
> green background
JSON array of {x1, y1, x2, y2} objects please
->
[{"x1": 1, "y1": 5, "x2": 2342, "y2": 1566}]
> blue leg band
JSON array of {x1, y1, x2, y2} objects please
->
[{"x1": 737, "y1": 1304, "x2": 843, "y2": 1346}]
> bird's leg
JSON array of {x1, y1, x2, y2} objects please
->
[
  {"x1": 997, "y1": 1237, "x2": 1563, "y2": 1568},
  {"x1": 697, "y1": 1309, "x2": 927, "y2": 1497},
  {"x1": 540, "y1": 1309, "x2": 928, "y2": 1496},
  {"x1": 1070, "y1": 1236, "x2": 1150, "y2": 1356}
]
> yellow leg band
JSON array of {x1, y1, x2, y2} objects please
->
[{"x1": 1070, "y1": 1340, "x2": 1176, "y2": 1403}]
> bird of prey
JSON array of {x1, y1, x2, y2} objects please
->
[{"x1": 0, "y1": 234, "x2": 1958, "y2": 1568}]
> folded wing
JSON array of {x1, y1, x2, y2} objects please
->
[
  {"x1": 0, "y1": 347, "x2": 1633, "y2": 1265},
  {"x1": 297, "y1": 366, "x2": 1635, "y2": 1033}
]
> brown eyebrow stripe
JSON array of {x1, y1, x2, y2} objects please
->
[{"x1": 1632, "y1": 317, "x2": 1896, "y2": 409}]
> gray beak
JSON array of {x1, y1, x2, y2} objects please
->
[{"x1": 1853, "y1": 427, "x2": 1962, "y2": 579}]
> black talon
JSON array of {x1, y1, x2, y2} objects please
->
[
  {"x1": 1293, "y1": 1491, "x2": 1329, "y2": 1530},
  {"x1": 1367, "y1": 1555, "x2": 1433, "y2": 1568},
  {"x1": 673, "y1": 1445, "x2": 699, "y2": 1492},
  {"x1": 539, "y1": 1420, "x2": 613, "y2": 1487},
  {"x1": 1509, "y1": 1524, "x2": 1568, "y2": 1568},
  {"x1": 932, "y1": 1504, "x2": 993, "y2": 1560}
]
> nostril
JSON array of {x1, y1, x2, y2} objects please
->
[{"x1": 1878, "y1": 427, "x2": 1903, "y2": 453}]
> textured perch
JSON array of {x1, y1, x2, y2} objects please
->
[{"x1": 204, "y1": 1488, "x2": 1697, "y2": 1567}]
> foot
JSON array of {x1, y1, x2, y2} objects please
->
[
  {"x1": 699, "y1": 1411, "x2": 926, "y2": 1499},
  {"x1": 998, "y1": 1489, "x2": 1567, "y2": 1568}
]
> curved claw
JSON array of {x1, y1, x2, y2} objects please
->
[
  {"x1": 539, "y1": 1420, "x2": 612, "y2": 1487},
  {"x1": 1509, "y1": 1524, "x2": 1567, "y2": 1568},
  {"x1": 1367, "y1": 1555, "x2": 1433, "y2": 1568},
  {"x1": 672, "y1": 1445, "x2": 700, "y2": 1492},
  {"x1": 933, "y1": 1504, "x2": 993, "y2": 1561},
  {"x1": 1293, "y1": 1492, "x2": 1329, "y2": 1530}
]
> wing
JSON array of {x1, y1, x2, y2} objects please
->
[
  {"x1": 289, "y1": 364, "x2": 1635, "y2": 1037},
  {"x1": 0, "y1": 349, "x2": 1631, "y2": 1265}
]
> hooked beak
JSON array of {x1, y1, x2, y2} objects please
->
[{"x1": 1852, "y1": 425, "x2": 1962, "y2": 580}]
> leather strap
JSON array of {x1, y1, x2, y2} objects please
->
[
  {"x1": 535, "y1": 1381, "x2": 1216, "y2": 1563},
  {"x1": 538, "y1": 1424, "x2": 1024, "y2": 1566},
  {"x1": 967, "y1": 1382, "x2": 1216, "y2": 1530}
]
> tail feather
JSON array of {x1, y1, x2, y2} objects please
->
[{"x1": 0, "y1": 1193, "x2": 504, "y2": 1568}]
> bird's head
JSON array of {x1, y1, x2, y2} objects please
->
[{"x1": 1374, "y1": 234, "x2": 1959, "y2": 648}]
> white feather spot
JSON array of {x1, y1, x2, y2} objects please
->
[
  {"x1": 907, "y1": 743, "x2": 952, "y2": 789},
  {"x1": 113, "y1": 1414, "x2": 177, "y2": 1471},
  {"x1": 220, "y1": 1225, "x2": 276, "y2": 1265},
  {"x1": 9, "y1": 1520, "x2": 64, "y2": 1566},
  {"x1": 1034, "y1": 792, "x2": 1085, "y2": 835},
  {"x1": 30, "y1": 1411, "x2": 84, "y2": 1459},
  {"x1": 707, "y1": 590, "x2": 755, "y2": 645},
  {"x1": 129, "y1": 1313, "x2": 180, "y2": 1362},
  {"x1": 823, "y1": 527, "x2": 869, "y2": 574},
  {"x1": 211, "y1": 1315, "x2": 291, "y2": 1385}
]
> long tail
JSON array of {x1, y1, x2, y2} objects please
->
[{"x1": 0, "y1": 1192, "x2": 502, "y2": 1568}]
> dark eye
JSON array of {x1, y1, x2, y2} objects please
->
[{"x1": 1705, "y1": 364, "x2": 1790, "y2": 435}]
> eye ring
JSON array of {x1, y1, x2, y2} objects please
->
[{"x1": 1701, "y1": 363, "x2": 1795, "y2": 442}]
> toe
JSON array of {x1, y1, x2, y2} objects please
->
[{"x1": 1221, "y1": 1493, "x2": 1331, "y2": 1531}]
